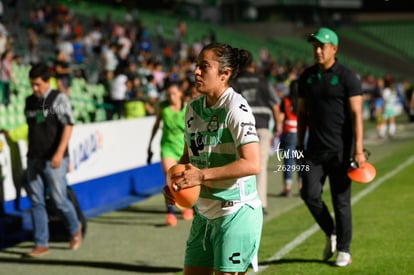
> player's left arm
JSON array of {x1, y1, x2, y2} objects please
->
[{"x1": 199, "y1": 100, "x2": 260, "y2": 181}]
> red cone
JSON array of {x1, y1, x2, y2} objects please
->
[{"x1": 347, "y1": 162, "x2": 376, "y2": 184}]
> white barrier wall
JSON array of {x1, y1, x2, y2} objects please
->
[
  {"x1": 1, "y1": 116, "x2": 162, "y2": 204},
  {"x1": 67, "y1": 117, "x2": 161, "y2": 184}
]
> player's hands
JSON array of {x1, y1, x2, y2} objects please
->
[{"x1": 171, "y1": 163, "x2": 204, "y2": 191}]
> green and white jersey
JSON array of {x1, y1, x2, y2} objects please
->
[{"x1": 185, "y1": 87, "x2": 261, "y2": 219}]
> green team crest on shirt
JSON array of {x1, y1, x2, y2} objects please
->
[
  {"x1": 207, "y1": 115, "x2": 219, "y2": 132},
  {"x1": 330, "y1": 75, "x2": 339, "y2": 85}
]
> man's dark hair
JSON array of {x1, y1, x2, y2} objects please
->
[
  {"x1": 238, "y1": 49, "x2": 253, "y2": 72},
  {"x1": 29, "y1": 63, "x2": 50, "y2": 81}
]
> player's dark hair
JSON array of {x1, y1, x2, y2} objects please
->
[
  {"x1": 29, "y1": 63, "x2": 50, "y2": 81},
  {"x1": 201, "y1": 42, "x2": 244, "y2": 81}
]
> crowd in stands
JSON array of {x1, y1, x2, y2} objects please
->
[{"x1": 0, "y1": 1, "x2": 413, "y2": 130}]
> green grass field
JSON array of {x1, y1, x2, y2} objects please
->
[{"x1": 257, "y1": 124, "x2": 414, "y2": 275}]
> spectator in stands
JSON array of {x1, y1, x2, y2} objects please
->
[
  {"x1": 125, "y1": 74, "x2": 151, "y2": 116},
  {"x1": 378, "y1": 75, "x2": 398, "y2": 138},
  {"x1": 89, "y1": 21, "x2": 103, "y2": 56},
  {"x1": 373, "y1": 77, "x2": 385, "y2": 134},
  {"x1": 101, "y1": 40, "x2": 118, "y2": 82},
  {"x1": 164, "y1": 42, "x2": 262, "y2": 274},
  {"x1": 145, "y1": 74, "x2": 159, "y2": 115},
  {"x1": 162, "y1": 43, "x2": 173, "y2": 68},
  {"x1": 0, "y1": 49, "x2": 13, "y2": 105},
  {"x1": 152, "y1": 61, "x2": 166, "y2": 91},
  {"x1": 107, "y1": 64, "x2": 128, "y2": 120},
  {"x1": 82, "y1": 30, "x2": 94, "y2": 59},
  {"x1": 232, "y1": 48, "x2": 280, "y2": 215},
  {"x1": 59, "y1": 12, "x2": 72, "y2": 40},
  {"x1": 173, "y1": 19, "x2": 186, "y2": 52},
  {"x1": 71, "y1": 34, "x2": 86, "y2": 78},
  {"x1": 29, "y1": 6, "x2": 45, "y2": 34},
  {"x1": 117, "y1": 31, "x2": 132, "y2": 64},
  {"x1": 147, "y1": 82, "x2": 193, "y2": 226},
  {"x1": 27, "y1": 27, "x2": 39, "y2": 64},
  {"x1": 136, "y1": 28, "x2": 152, "y2": 58},
  {"x1": 55, "y1": 36, "x2": 73, "y2": 64},
  {"x1": 125, "y1": 75, "x2": 140, "y2": 100},
  {"x1": 23, "y1": 63, "x2": 82, "y2": 257},
  {"x1": 125, "y1": 60, "x2": 139, "y2": 80},
  {"x1": 102, "y1": 13, "x2": 114, "y2": 39},
  {"x1": 278, "y1": 79, "x2": 303, "y2": 197},
  {"x1": 72, "y1": 34, "x2": 85, "y2": 65},
  {"x1": 297, "y1": 27, "x2": 365, "y2": 267},
  {"x1": 0, "y1": 32, "x2": 6, "y2": 57},
  {"x1": 53, "y1": 49, "x2": 71, "y2": 96},
  {"x1": 72, "y1": 17, "x2": 83, "y2": 39},
  {"x1": 124, "y1": 83, "x2": 148, "y2": 119},
  {"x1": 136, "y1": 57, "x2": 152, "y2": 79}
]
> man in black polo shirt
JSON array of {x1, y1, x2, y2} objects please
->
[
  {"x1": 23, "y1": 63, "x2": 82, "y2": 257},
  {"x1": 297, "y1": 27, "x2": 365, "y2": 267}
]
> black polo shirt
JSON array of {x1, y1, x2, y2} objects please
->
[
  {"x1": 298, "y1": 61, "x2": 362, "y2": 156},
  {"x1": 232, "y1": 71, "x2": 279, "y2": 129},
  {"x1": 25, "y1": 90, "x2": 72, "y2": 160}
]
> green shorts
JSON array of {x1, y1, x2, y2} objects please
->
[
  {"x1": 382, "y1": 108, "x2": 396, "y2": 120},
  {"x1": 184, "y1": 204, "x2": 263, "y2": 272}
]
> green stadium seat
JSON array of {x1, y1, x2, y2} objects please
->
[{"x1": 358, "y1": 22, "x2": 414, "y2": 61}]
